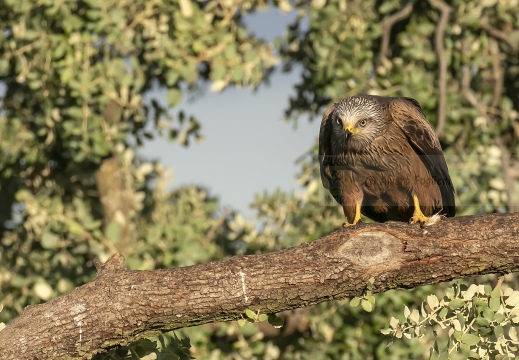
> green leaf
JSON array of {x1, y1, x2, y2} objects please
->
[
  {"x1": 478, "y1": 326, "x2": 492, "y2": 336},
  {"x1": 439, "y1": 307, "x2": 448, "y2": 319},
  {"x1": 66, "y1": 219, "x2": 85, "y2": 236},
  {"x1": 237, "y1": 319, "x2": 246, "y2": 327},
  {"x1": 41, "y1": 231, "x2": 59, "y2": 249},
  {"x1": 404, "y1": 305, "x2": 410, "y2": 319},
  {"x1": 475, "y1": 317, "x2": 490, "y2": 327},
  {"x1": 494, "y1": 325, "x2": 504, "y2": 336},
  {"x1": 456, "y1": 312, "x2": 465, "y2": 329},
  {"x1": 245, "y1": 309, "x2": 256, "y2": 320},
  {"x1": 489, "y1": 297, "x2": 501, "y2": 312},
  {"x1": 410, "y1": 309, "x2": 420, "y2": 324},
  {"x1": 390, "y1": 316, "x2": 399, "y2": 329},
  {"x1": 211, "y1": 64, "x2": 226, "y2": 80},
  {"x1": 166, "y1": 71, "x2": 180, "y2": 86},
  {"x1": 361, "y1": 299, "x2": 373, "y2": 312},
  {"x1": 224, "y1": 45, "x2": 236, "y2": 60},
  {"x1": 167, "y1": 88, "x2": 183, "y2": 107},
  {"x1": 461, "y1": 333, "x2": 480, "y2": 346},
  {"x1": 449, "y1": 299, "x2": 465, "y2": 310},
  {"x1": 231, "y1": 67, "x2": 245, "y2": 83},
  {"x1": 453, "y1": 330, "x2": 462, "y2": 341},
  {"x1": 493, "y1": 313, "x2": 505, "y2": 323},
  {"x1": 473, "y1": 297, "x2": 488, "y2": 308},
  {"x1": 490, "y1": 289, "x2": 501, "y2": 298},
  {"x1": 427, "y1": 295, "x2": 439, "y2": 309},
  {"x1": 109, "y1": 8, "x2": 126, "y2": 24},
  {"x1": 350, "y1": 297, "x2": 361, "y2": 308},
  {"x1": 258, "y1": 313, "x2": 268, "y2": 322},
  {"x1": 379, "y1": 1, "x2": 397, "y2": 14},
  {"x1": 483, "y1": 285, "x2": 492, "y2": 295}
]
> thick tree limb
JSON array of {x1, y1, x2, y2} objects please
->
[{"x1": 1, "y1": 213, "x2": 519, "y2": 359}]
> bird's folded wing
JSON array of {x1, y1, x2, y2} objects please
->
[
  {"x1": 318, "y1": 104, "x2": 337, "y2": 190},
  {"x1": 389, "y1": 97, "x2": 455, "y2": 216}
]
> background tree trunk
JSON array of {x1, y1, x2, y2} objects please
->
[
  {"x1": 94, "y1": 101, "x2": 135, "y2": 252},
  {"x1": 1, "y1": 213, "x2": 518, "y2": 359}
]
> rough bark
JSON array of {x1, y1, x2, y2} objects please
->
[{"x1": 1, "y1": 213, "x2": 519, "y2": 359}]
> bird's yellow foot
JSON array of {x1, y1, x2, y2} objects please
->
[
  {"x1": 343, "y1": 203, "x2": 362, "y2": 228},
  {"x1": 409, "y1": 195, "x2": 429, "y2": 225},
  {"x1": 410, "y1": 212, "x2": 429, "y2": 225}
]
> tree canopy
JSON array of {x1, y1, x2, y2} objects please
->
[{"x1": 1, "y1": 0, "x2": 518, "y2": 359}]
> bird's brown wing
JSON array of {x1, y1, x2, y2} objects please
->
[
  {"x1": 318, "y1": 104, "x2": 337, "y2": 190},
  {"x1": 389, "y1": 97, "x2": 456, "y2": 217}
]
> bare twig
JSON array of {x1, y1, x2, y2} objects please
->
[
  {"x1": 480, "y1": 15, "x2": 518, "y2": 52},
  {"x1": 5, "y1": 43, "x2": 36, "y2": 59},
  {"x1": 489, "y1": 39, "x2": 504, "y2": 110},
  {"x1": 429, "y1": 0, "x2": 452, "y2": 139},
  {"x1": 377, "y1": 2, "x2": 414, "y2": 70}
]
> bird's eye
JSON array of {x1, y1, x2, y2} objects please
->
[
  {"x1": 359, "y1": 119, "x2": 367, "y2": 127},
  {"x1": 336, "y1": 118, "x2": 341, "y2": 125}
]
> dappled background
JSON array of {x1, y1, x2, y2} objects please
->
[{"x1": 1, "y1": 0, "x2": 518, "y2": 358}]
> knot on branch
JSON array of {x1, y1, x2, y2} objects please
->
[
  {"x1": 338, "y1": 231, "x2": 402, "y2": 267},
  {"x1": 95, "y1": 253, "x2": 126, "y2": 278}
]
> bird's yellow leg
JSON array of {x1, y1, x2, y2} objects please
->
[
  {"x1": 410, "y1": 195, "x2": 429, "y2": 224},
  {"x1": 343, "y1": 203, "x2": 362, "y2": 228}
]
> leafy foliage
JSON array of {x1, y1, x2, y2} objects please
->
[
  {"x1": 94, "y1": 334, "x2": 193, "y2": 360},
  {"x1": 382, "y1": 282, "x2": 519, "y2": 359},
  {"x1": 1, "y1": 0, "x2": 519, "y2": 359},
  {"x1": 0, "y1": 0, "x2": 276, "y2": 322},
  {"x1": 350, "y1": 277, "x2": 377, "y2": 313}
]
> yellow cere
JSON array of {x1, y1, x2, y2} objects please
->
[{"x1": 343, "y1": 123, "x2": 363, "y2": 134}]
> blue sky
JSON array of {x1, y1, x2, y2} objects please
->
[{"x1": 139, "y1": 8, "x2": 319, "y2": 217}]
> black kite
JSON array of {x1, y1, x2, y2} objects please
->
[{"x1": 319, "y1": 95, "x2": 455, "y2": 226}]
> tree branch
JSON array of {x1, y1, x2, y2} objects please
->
[
  {"x1": 461, "y1": 65, "x2": 518, "y2": 212},
  {"x1": 489, "y1": 39, "x2": 504, "y2": 110},
  {"x1": 377, "y1": 2, "x2": 414, "y2": 70},
  {"x1": 429, "y1": 0, "x2": 452, "y2": 139},
  {"x1": 1, "y1": 213, "x2": 519, "y2": 359},
  {"x1": 480, "y1": 15, "x2": 519, "y2": 52}
]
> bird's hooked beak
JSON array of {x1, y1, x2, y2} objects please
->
[{"x1": 343, "y1": 123, "x2": 361, "y2": 140}]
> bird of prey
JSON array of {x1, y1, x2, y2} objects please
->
[{"x1": 319, "y1": 95, "x2": 455, "y2": 227}]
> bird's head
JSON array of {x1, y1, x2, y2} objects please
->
[{"x1": 330, "y1": 95, "x2": 385, "y2": 153}]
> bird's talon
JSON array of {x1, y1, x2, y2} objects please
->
[
  {"x1": 409, "y1": 214, "x2": 429, "y2": 225},
  {"x1": 409, "y1": 195, "x2": 430, "y2": 226}
]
